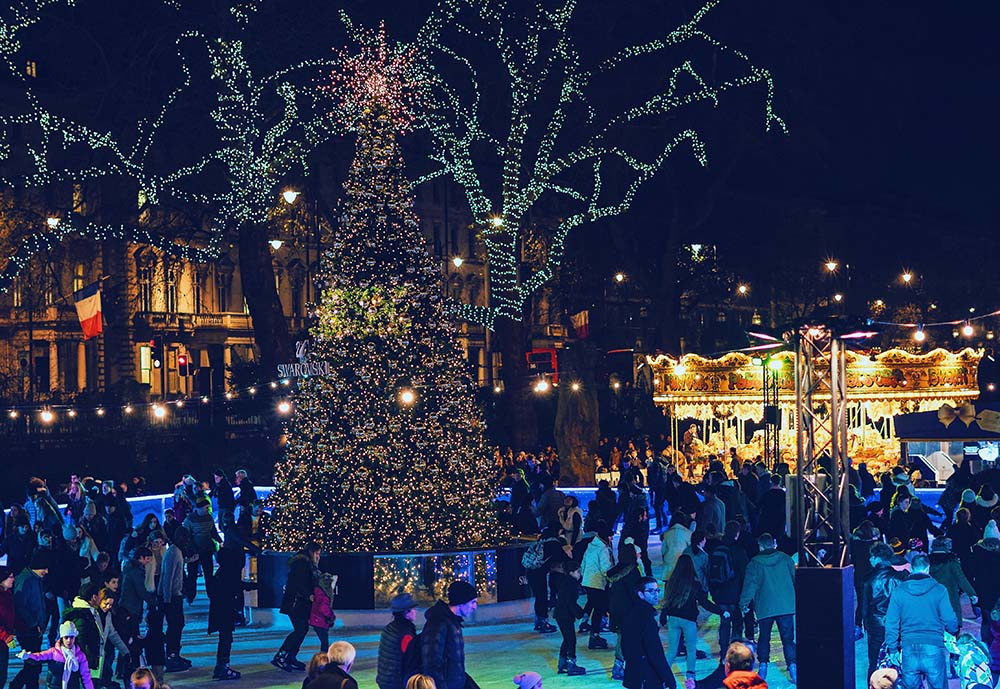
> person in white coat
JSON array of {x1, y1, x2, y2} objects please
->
[{"x1": 580, "y1": 522, "x2": 614, "y2": 650}]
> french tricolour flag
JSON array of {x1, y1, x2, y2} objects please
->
[{"x1": 73, "y1": 281, "x2": 103, "y2": 340}]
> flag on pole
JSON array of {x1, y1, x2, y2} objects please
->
[
  {"x1": 73, "y1": 281, "x2": 103, "y2": 340},
  {"x1": 570, "y1": 310, "x2": 590, "y2": 339}
]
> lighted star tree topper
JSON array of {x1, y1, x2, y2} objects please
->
[
  {"x1": 342, "y1": 0, "x2": 786, "y2": 329},
  {"x1": 266, "y1": 29, "x2": 501, "y2": 552}
]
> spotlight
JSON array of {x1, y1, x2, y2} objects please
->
[
  {"x1": 96, "y1": 408, "x2": 105, "y2": 417},
  {"x1": 533, "y1": 379, "x2": 550, "y2": 393},
  {"x1": 570, "y1": 382, "x2": 581, "y2": 391},
  {"x1": 913, "y1": 328, "x2": 926, "y2": 343},
  {"x1": 901, "y1": 271, "x2": 913, "y2": 284},
  {"x1": 40, "y1": 409, "x2": 54, "y2": 423},
  {"x1": 962, "y1": 322, "x2": 974, "y2": 337},
  {"x1": 153, "y1": 405, "x2": 166, "y2": 419},
  {"x1": 824, "y1": 260, "x2": 838, "y2": 272},
  {"x1": 614, "y1": 272, "x2": 625, "y2": 283},
  {"x1": 737, "y1": 284, "x2": 749, "y2": 296},
  {"x1": 277, "y1": 400, "x2": 292, "y2": 414},
  {"x1": 451, "y1": 256, "x2": 464, "y2": 267}
]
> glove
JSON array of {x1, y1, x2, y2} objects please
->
[
  {"x1": 6, "y1": 637, "x2": 15, "y2": 649},
  {"x1": 17, "y1": 650, "x2": 28, "y2": 660}
]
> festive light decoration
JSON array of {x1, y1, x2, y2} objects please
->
[
  {"x1": 337, "y1": 0, "x2": 784, "y2": 327},
  {"x1": 265, "y1": 40, "x2": 502, "y2": 553},
  {"x1": 0, "y1": 0, "x2": 340, "y2": 290}
]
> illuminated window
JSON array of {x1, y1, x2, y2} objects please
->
[
  {"x1": 73, "y1": 264, "x2": 85, "y2": 292},
  {"x1": 72, "y1": 184, "x2": 86, "y2": 214},
  {"x1": 138, "y1": 263, "x2": 152, "y2": 312},
  {"x1": 25, "y1": 61, "x2": 36, "y2": 78},
  {"x1": 215, "y1": 273, "x2": 229, "y2": 311},
  {"x1": 193, "y1": 271, "x2": 203, "y2": 314},
  {"x1": 12, "y1": 277, "x2": 22, "y2": 308},
  {"x1": 164, "y1": 262, "x2": 178, "y2": 313}
]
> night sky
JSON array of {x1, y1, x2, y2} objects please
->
[{"x1": 10, "y1": 0, "x2": 1000, "y2": 318}]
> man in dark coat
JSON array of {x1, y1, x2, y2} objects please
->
[
  {"x1": 11, "y1": 551, "x2": 49, "y2": 689},
  {"x1": 422, "y1": 581, "x2": 478, "y2": 689},
  {"x1": 756, "y1": 474, "x2": 787, "y2": 537},
  {"x1": 861, "y1": 542, "x2": 907, "y2": 679},
  {"x1": 377, "y1": 593, "x2": 418, "y2": 689},
  {"x1": 271, "y1": 542, "x2": 319, "y2": 672},
  {"x1": 621, "y1": 576, "x2": 674, "y2": 689}
]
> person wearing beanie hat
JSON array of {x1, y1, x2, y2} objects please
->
[
  {"x1": 581, "y1": 522, "x2": 614, "y2": 650},
  {"x1": 962, "y1": 488, "x2": 978, "y2": 507},
  {"x1": 972, "y1": 519, "x2": 1000, "y2": 647},
  {"x1": 420, "y1": 581, "x2": 478, "y2": 689},
  {"x1": 512, "y1": 671, "x2": 542, "y2": 689},
  {"x1": 377, "y1": 593, "x2": 418, "y2": 689},
  {"x1": 929, "y1": 536, "x2": 978, "y2": 624},
  {"x1": 10, "y1": 552, "x2": 49, "y2": 689},
  {"x1": 861, "y1": 542, "x2": 906, "y2": 679},
  {"x1": 19, "y1": 620, "x2": 96, "y2": 689},
  {"x1": 973, "y1": 485, "x2": 1000, "y2": 532}
]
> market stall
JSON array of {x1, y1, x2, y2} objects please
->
[{"x1": 646, "y1": 347, "x2": 982, "y2": 477}]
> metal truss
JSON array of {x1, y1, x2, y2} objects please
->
[{"x1": 794, "y1": 325, "x2": 851, "y2": 567}]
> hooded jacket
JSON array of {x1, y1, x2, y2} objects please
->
[
  {"x1": 421, "y1": 600, "x2": 465, "y2": 689},
  {"x1": 581, "y1": 537, "x2": 613, "y2": 589},
  {"x1": 884, "y1": 573, "x2": 958, "y2": 650},
  {"x1": 721, "y1": 670, "x2": 768, "y2": 689},
  {"x1": 13, "y1": 567, "x2": 46, "y2": 633},
  {"x1": 739, "y1": 549, "x2": 795, "y2": 620},
  {"x1": 279, "y1": 551, "x2": 316, "y2": 620}
]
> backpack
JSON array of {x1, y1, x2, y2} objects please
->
[
  {"x1": 708, "y1": 545, "x2": 736, "y2": 585},
  {"x1": 521, "y1": 539, "x2": 547, "y2": 570},
  {"x1": 400, "y1": 631, "x2": 423, "y2": 682}
]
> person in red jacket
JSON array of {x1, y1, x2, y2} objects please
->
[
  {"x1": 0, "y1": 566, "x2": 16, "y2": 688},
  {"x1": 308, "y1": 573, "x2": 337, "y2": 654}
]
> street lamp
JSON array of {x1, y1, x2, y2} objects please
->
[
  {"x1": 901, "y1": 271, "x2": 913, "y2": 284},
  {"x1": 962, "y1": 322, "x2": 974, "y2": 337},
  {"x1": 282, "y1": 189, "x2": 300, "y2": 205},
  {"x1": 451, "y1": 256, "x2": 464, "y2": 268},
  {"x1": 614, "y1": 272, "x2": 625, "y2": 283},
  {"x1": 737, "y1": 283, "x2": 749, "y2": 296},
  {"x1": 833, "y1": 293, "x2": 844, "y2": 303},
  {"x1": 269, "y1": 239, "x2": 283, "y2": 250},
  {"x1": 824, "y1": 259, "x2": 838, "y2": 273},
  {"x1": 533, "y1": 378, "x2": 550, "y2": 393},
  {"x1": 46, "y1": 216, "x2": 60, "y2": 228},
  {"x1": 489, "y1": 215, "x2": 504, "y2": 228}
]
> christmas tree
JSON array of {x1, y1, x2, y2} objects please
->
[{"x1": 266, "y1": 27, "x2": 502, "y2": 553}]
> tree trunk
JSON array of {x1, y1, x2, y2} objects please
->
[
  {"x1": 495, "y1": 315, "x2": 538, "y2": 450},
  {"x1": 554, "y1": 343, "x2": 599, "y2": 486},
  {"x1": 238, "y1": 222, "x2": 291, "y2": 378}
]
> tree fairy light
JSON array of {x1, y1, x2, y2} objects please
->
[
  {"x1": 337, "y1": 0, "x2": 784, "y2": 328},
  {"x1": 266, "y1": 30, "x2": 502, "y2": 553}
]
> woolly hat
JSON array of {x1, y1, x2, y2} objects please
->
[
  {"x1": 889, "y1": 537, "x2": 907, "y2": 557},
  {"x1": 447, "y1": 580, "x2": 478, "y2": 606},
  {"x1": 512, "y1": 672, "x2": 543, "y2": 689},
  {"x1": 61, "y1": 523, "x2": 79, "y2": 542},
  {"x1": 390, "y1": 592, "x2": 417, "y2": 613},
  {"x1": 29, "y1": 550, "x2": 51, "y2": 570},
  {"x1": 58, "y1": 621, "x2": 79, "y2": 639},
  {"x1": 977, "y1": 485, "x2": 998, "y2": 508},
  {"x1": 930, "y1": 537, "x2": 952, "y2": 553},
  {"x1": 984, "y1": 519, "x2": 1000, "y2": 541}
]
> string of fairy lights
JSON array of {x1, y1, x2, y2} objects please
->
[
  {"x1": 0, "y1": 0, "x2": 339, "y2": 291},
  {"x1": 341, "y1": 0, "x2": 786, "y2": 329},
  {"x1": 3, "y1": 376, "x2": 297, "y2": 424}
]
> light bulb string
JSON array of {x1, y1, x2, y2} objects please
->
[{"x1": 869, "y1": 306, "x2": 1000, "y2": 330}]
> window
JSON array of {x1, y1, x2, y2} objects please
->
[
  {"x1": 43, "y1": 275, "x2": 54, "y2": 306},
  {"x1": 73, "y1": 264, "x2": 85, "y2": 293},
  {"x1": 72, "y1": 184, "x2": 87, "y2": 215},
  {"x1": 25, "y1": 61, "x2": 36, "y2": 78},
  {"x1": 12, "y1": 277, "x2": 22, "y2": 308},
  {"x1": 138, "y1": 263, "x2": 153, "y2": 312},
  {"x1": 164, "y1": 262, "x2": 178, "y2": 313},
  {"x1": 215, "y1": 272, "x2": 229, "y2": 312},
  {"x1": 193, "y1": 271, "x2": 203, "y2": 314}
]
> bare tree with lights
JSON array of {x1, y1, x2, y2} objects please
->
[
  {"x1": 265, "y1": 26, "x2": 501, "y2": 552},
  {"x1": 339, "y1": 0, "x2": 785, "y2": 448}
]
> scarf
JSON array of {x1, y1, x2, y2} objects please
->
[{"x1": 59, "y1": 645, "x2": 80, "y2": 689}]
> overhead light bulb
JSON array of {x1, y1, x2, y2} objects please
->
[
  {"x1": 282, "y1": 189, "x2": 300, "y2": 204},
  {"x1": 913, "y1": 328, "x2": 926, "y2": 343},
  {"x1": 40, "y1": 409, "x2": 54, "y2": 423},
  {"x1": 962, "y1": 322, "x2": 974, "y2": 337},
  {"x1": 269, "y1": 239, "x2": 283, "y2": 250},
  {"x1": 277, "y1": 400, "x2": 292, "y2": 414},
  {"x1": 451, "y1": 256, "x2": 464, "y2": 267}
]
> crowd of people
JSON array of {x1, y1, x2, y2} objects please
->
[
  {"x1": 4, "y1": 442, "x2": 1000, "y2": 689},
  {"x1": 0, "y1": 468, "x2": 260, "y2": 689}
]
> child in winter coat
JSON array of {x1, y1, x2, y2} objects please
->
[
  {"x1": 19, "y1": 620, "x2": 94, "y2": 689},
  {"x1": 309, "y1": 573, "x2": 337, "y2": 653}
]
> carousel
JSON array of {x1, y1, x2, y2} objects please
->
[{"x1": 646, "y1": 347, "x2": 983, "y2": 478}]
